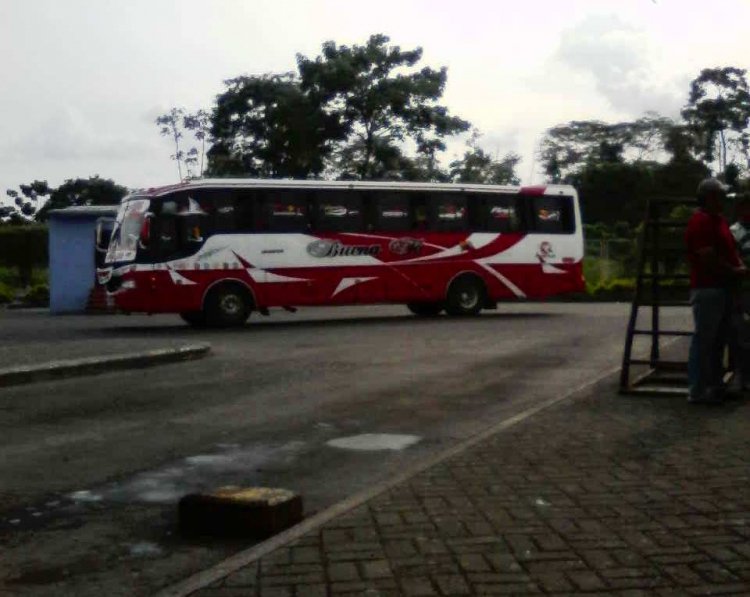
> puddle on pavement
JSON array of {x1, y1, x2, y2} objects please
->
[
  {"x1": 1, "y1": 427, "x2": 420, "y2": 538},
  {"x1": 326, "y1": 433, "x2": 421, "y2": 451},
  {"x1": 126, "y1": 541, "x2": 163, "y2": 557},
  {"x1": 71, "y1": 440, "x2": 308, "y2": 505},
  {"x1": 0, "y1": 441, "x2": 308, "y2": 534}
]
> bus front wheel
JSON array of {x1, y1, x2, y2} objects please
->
[
  {"x1": 407, "y1": 302, "x2": 443, "y2": 317},
  {"x1": 445, "y1": 275, "x2": 485, "y2": 317},
  {"x1": 204, "y1": 283, "x2": 252, "y2": 327}
]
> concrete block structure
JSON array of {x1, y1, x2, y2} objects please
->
[{"x1": 48, "y1": 206, "x2": 117, "y2": 314}]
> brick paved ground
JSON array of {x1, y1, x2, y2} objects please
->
[{"x1": 184, "y1": 385, "x2": 750, "y2": 596}]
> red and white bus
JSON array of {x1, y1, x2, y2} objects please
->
[{"x1": 98, "y1": 179, "x2": 584, "y2": 326}]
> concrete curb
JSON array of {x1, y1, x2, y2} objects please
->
[
  {"x1": 154, "y1": 362, "x2": 623, "y2": 597},
  {"x1": 0, "y1": 344, "x2": 211, "y2": 388}
]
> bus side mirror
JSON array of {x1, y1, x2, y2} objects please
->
[{"x1": 139, "y1": 213, "x2": 153, "y2": 249}]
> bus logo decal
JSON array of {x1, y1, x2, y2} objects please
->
[
  {"x1": 307, "y1": 239, "x2": 381, "y2": 258},
  {"x1": 389, "y1": 237, "x2": 424, "y2": 256}
]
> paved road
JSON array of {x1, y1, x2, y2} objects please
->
[{"x1": 0, "y1": 304, "x2": 691, "y2": 596}]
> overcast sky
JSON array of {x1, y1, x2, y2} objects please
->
[{"x1": 1, "y1": 0, "x2": 749, "y2": 198}]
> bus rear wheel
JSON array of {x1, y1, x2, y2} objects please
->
[
  {"x1": 407, "y1": 302, "x2": 443, "y2": 317},
  {"x1": 445, "y1": 275, "x2": 485, "y2": 317},
  {"x1": 204, "y1": 283, "x2": 252, "y2": 327},
  {"x1": 180, "y1": 311, "x2": 206, "y2": 327}
]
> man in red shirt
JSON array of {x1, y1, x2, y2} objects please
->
[{"x1": 685, "y1": 178, "x2": 746, "y2": 403}]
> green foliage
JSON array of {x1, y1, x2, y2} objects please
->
[
  {"x1": 207, "y1": 34, "x2": 471, "y2": 181},
  {"x1": 572, "y1": 161, "x2": 657, "y2": 227},
  {"x1": 0, "y1": 281, "x2": 15, "y2": 304},
  {"x1": 540, "y1": 114, "x2": 674, "y2": 182},
  {"x1": 35, "y1": 176, "x2": 128, "y2": 222},
  {"x1": 209, "y1": 73, "x2": 343, "y2": 178},
  {"x1": 0, "y1": 225, "x2": 48, "y2": 286},
  {"x1": 157, "y1": 108, "x2": 212, "y2": 180},
  {"x1": 298, "y1": 34, "x2": 470, "y2": 179},
  {"x1": 585, "y1": 277, "x2": 636, "y2": 301},
  {"x1": 448, "y1": 131, "x2": 521, "y2": 185},
  {"x1": 24, "y1": 283, "x2": 49, "y2": 306},
  {"x1": 681, "y1": 67, "x2": 750, "y2": 174},
  {"x1": 2, "y1": 180, "x2": 51, "y2": 222}
]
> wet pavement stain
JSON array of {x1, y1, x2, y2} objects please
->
[{"x1": 326, "y1": 433, "x2": 421, "y2": 451}]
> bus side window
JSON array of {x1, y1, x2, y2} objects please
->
[
  {"x1": 531, "y1": 196, "x2": 575, "y2": 234},
  {"x1": 430, "y1": 194, "x2": 468, "y2": 232},
  {"x1": 234, "y1": 190, "x2": 256, "y2": 232},
  {"x1": 212, "y1": 192, "x2": 238, "y2": 233},
  {"x1": 266, "y1": 190, "x2": 311, "y2": 233},
  {"x1": 374, "y1": 192, "x2": 411, "y2": 232},
  {"x1": 485, "y1": 194, "x2": 522, "y2": 233},
  {"x1": 314, "y1": 191, "x2": 364, "y2": 232},
  {"x1": 410, "y1": 194, "x2": 429, "y2": 231}
]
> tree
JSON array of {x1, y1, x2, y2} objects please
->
[
  {"x1": 208, "y1": 73, "x2": 344, "y2": 178},
  {"x1": 681, "y1": 67, "x2": 750, "y2": 175},
  {"x1": 297, "y1": 34, "x2": 470, "y2": 179},
  {"x1": 35, "y1": 176, "x2": 128, "y2": 221},
  {"x1": 156, "y1": 108, "x2": 188, "y2": 181},
  {"x1": 183, "y1": 109, "x2": 212, "y2": 177},
  {"x1": 539, "y1": 115, "x2": 674, "y2": 183},
  {"x1": 1, "y1": 181, "x2": 51, "y2": 223},
  {"x1": 449, "y1": 132, "x2": 521, "y2": 185}
]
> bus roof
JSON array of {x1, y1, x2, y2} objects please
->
[{"x1": 133, "y1": 178, "x2": 575, "y2": 199}]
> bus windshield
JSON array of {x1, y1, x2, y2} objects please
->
[{"x1": 105, "y1": 198, "x2": 150, "y2": 264}]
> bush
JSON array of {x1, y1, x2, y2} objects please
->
[
  {"x1": 0, "y1": 225, "x2": 48, "y2": 287},
  {"x1": 24, "y1": 283, "x2": 49, "y2": 306},
  {"x1": 0, "y1": 281, "x2": 15, "y2": 304},
  {"x1": 586, "y1": 277, "x2": 636, "y2": 301}
]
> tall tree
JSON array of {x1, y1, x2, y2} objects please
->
[
  {"x1": 297, "y1": 34, "x2": 470, "y2": 179},
  {"x1": 681, "y1": 67, "x2": 750, "y2": 175},
  {"x1": 1, "y1": 181, "x2": 51, "y2": 223},
  {"x1": 35, "y1": 176, "x2": 128, "y2": 221},
  {"x1": 156, "y1": 107, "x2": 189, "y2": 181},
  {"x1": 183, "y1": 109, "x2": 212, "y2": 177},
  {"x1": 539, "y1": 115, "x2": 673, "y2": 183},
  {"x1": 449, "y1": 132, "x2": 521, "y2": 185},
  {"x1": 208, "y1": 73, "x2": 344, "y2": 178}
]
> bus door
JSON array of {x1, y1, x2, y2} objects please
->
[{"x1": 525, "y1": 192, "x2": 580, "y2": 297}]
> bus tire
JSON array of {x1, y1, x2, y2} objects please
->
[
  {"x1": 407, "y1": 302, "x2": 443, "y2": 317},
  {"x1": 445, "y1": 275, "x2": 485, "y2": 317},
  {"x1": 180, "y1": 311, "x2": 206, "y2": 327},
  {"x1": 204, "y1": 283, "x2": 252, "y2": 328}
]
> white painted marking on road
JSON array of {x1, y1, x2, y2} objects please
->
[{"x1": 327, "y1": 433, "x2": 421, "y2": 451}]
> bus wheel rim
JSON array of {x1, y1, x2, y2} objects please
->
[
  {"x1": 220, "y1": 294, "x2": 242, "y2": 315},
  {"x1": 459, "y1": 289, "x2": 478, "y2": 309}
]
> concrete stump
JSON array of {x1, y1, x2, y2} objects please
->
[{"x1": 178, "y1": 486, "x2": 303, "y2": 538}]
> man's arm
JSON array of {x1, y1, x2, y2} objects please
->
[{"x1": 695, "y1": 246, "x2": 747, "y2": 277}]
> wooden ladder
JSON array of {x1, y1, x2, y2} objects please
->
[{"x1": 620, "y1": 197, "x2": 696, "y2": 396}]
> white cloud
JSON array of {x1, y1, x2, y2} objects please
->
[{"x1": 553, "y1": 13, "x2": 683, "y2": 118}]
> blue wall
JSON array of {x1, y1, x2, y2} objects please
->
[{"x1": 49, "y1": 215, "x2": 99, "y2": 314}]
